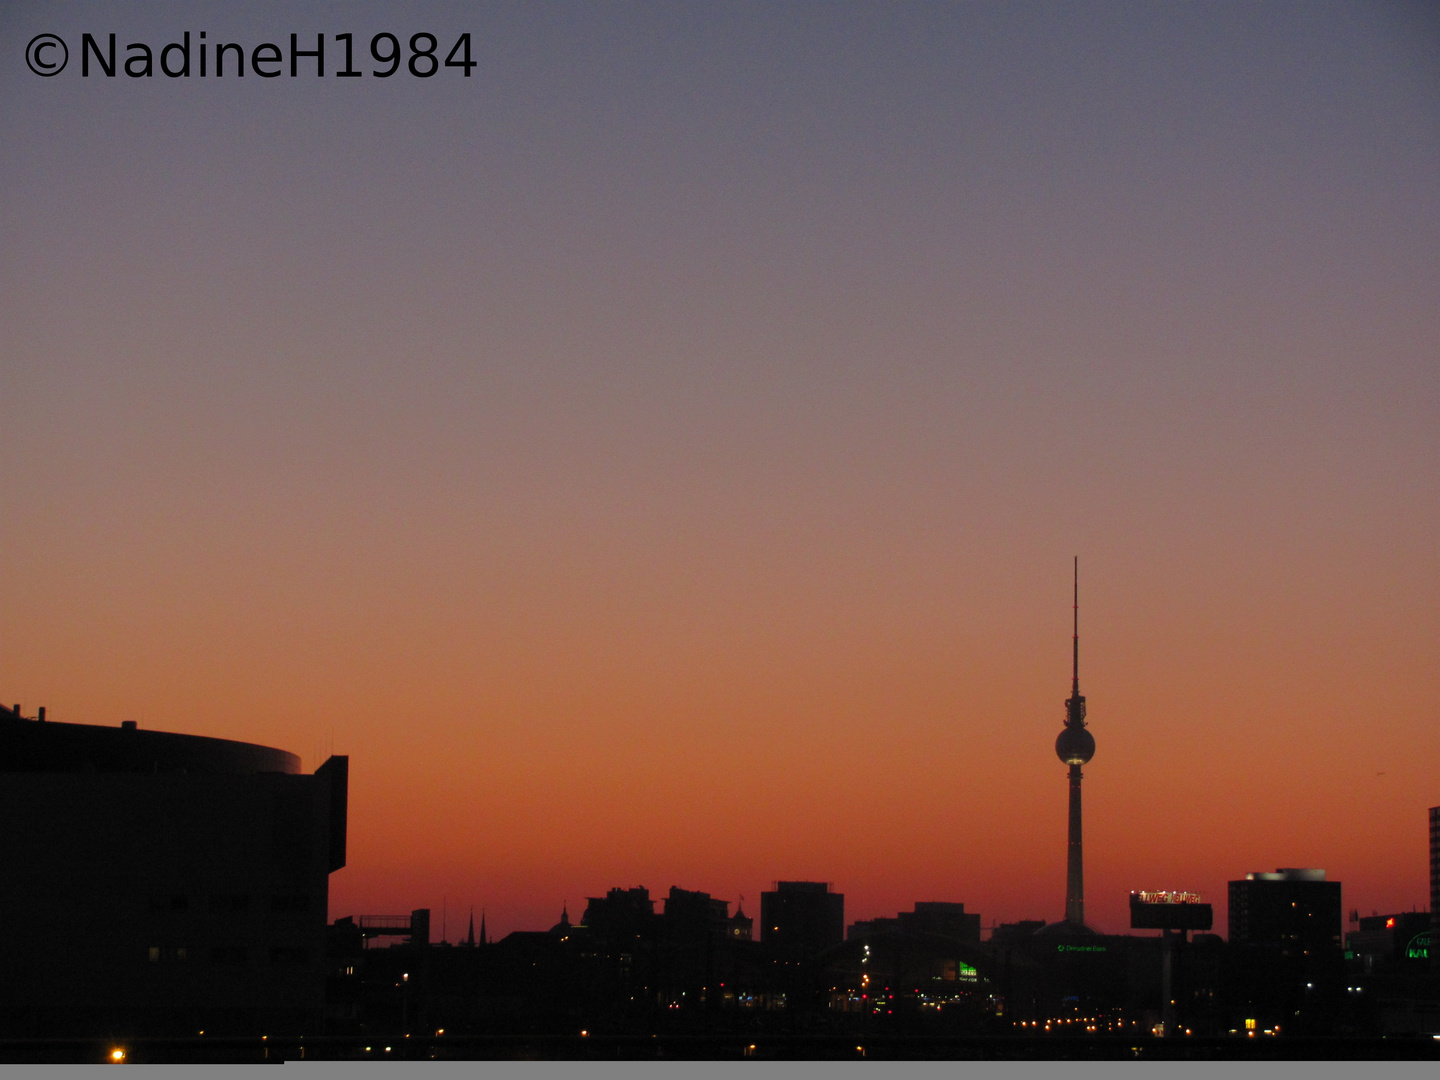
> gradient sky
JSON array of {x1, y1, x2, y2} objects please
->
[{"x1": 2, "y1": 1, "x2": 1437, "y2": 940}]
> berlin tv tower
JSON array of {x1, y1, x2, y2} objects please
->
[{"x1": 1055, "y1": 557, "x2": 1096, "y2": 926}]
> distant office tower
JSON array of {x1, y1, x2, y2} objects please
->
[
  {"x1": 904, "y1": 901, "x2": 982, "y2": 942},
  {"x1": 1431, "y1": 806, "x2": 1439, "y2": 932},
  {"x1": 847, "y1": 916, "x2": 900, "y2": 939},
  {"x1": 1054, "y1": 558, "x2": 1096, "y2": 926},
  {"x1": 1228, "y1": 868, "x2": 1342, "y2": 955},
  {"x1": 760, "y1": 881, "x2": 844, "y2": 956},
  {"x1": 579, "y1": 887, "x2": 657, "y2": 948},
  {"x1": 848, "y1": 902, "x2": 981, "y2": 943},
  {"x1": 0, "y1": 704, "x2": 347, "y2": 1036},
  {"x1": 661, "y1": 886, "x2": 732, "y2": 946}
]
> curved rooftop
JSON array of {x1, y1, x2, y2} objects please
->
[
  {"x1": 0, "y1": 705, "x2": 300, "y2": 775},
  {"x1": 1033, "y1": 919, "x2": 1101, "y2": 938}
]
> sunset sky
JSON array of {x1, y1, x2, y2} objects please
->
[{"x1": 2, "y1": 1, "x2": 1437, "y2": 939}]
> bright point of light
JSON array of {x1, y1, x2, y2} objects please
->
[{"x1": 109, "y1": 1049, "x2": 125, "y2": 1062}]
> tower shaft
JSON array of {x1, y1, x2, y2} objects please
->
[{"x1": 1066, "y1": 763, "x2": 1084, "y2": 924}]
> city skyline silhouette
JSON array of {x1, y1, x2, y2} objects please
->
[{"x1": 3, "y1": 557, "x2": 1432, "y2": 944}]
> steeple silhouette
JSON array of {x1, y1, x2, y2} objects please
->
[
  {"x1": 550, "y1": 903, "x2": 571, "y2": 937},
  {"x1": 465, "y1": 907, "x2": 475, "y2": 947}
]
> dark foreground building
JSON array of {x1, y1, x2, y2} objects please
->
[
  {"x1": 0, "y1": 704, "x2": 347, "y2": 1037},
  {"x1": 1226, "y1": 868, "x2": 1344, "y2": 1034},
  {"x1": 1228, "y1": 868, "x2": 1342, "y2": 955}
]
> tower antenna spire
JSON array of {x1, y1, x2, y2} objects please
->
[
  {"x1": 1056, "y1": 557, "x2": 1095, "y2": 927},
  {"x1": 1072, "y1": 556, "x2": 1079, "y2": 694}
]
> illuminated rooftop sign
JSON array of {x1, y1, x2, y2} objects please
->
[
  {"x1": 1129, "y1": 891, "x2": 1213, "y2": 931},
  {"x1": 1134, "y1": 891, "x2": 1201, "y2": 905}
]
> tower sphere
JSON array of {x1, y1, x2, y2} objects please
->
[{"x1": 1055, "y1": 725, "x2": 1095, "y2": 766}]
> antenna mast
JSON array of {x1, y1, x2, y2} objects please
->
[{"x1": 1072, "y1": 556, "x2": 1079, "y2": 694}]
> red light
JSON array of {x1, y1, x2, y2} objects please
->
[{"x1": 1386, "y1": 918, "x2": 1395, "y2": 928}]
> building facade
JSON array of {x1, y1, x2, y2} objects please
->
[
  {"x1": 1227, "y1": 868, "x2": 1342, "y2": 955},
  {"x1": 1430, "y1": 805, "x2": 1439, "y2": 933},
  {"x1": 0, "y1": 705, "x2": 347, "y2": 1036},
  {"x1": 760, "y1": 881, "x2": 844, "y2": 956}
]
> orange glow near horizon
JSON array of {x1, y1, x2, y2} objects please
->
[{"x1": 6, "y1": 531, "x2": 1435, "y2": 938}]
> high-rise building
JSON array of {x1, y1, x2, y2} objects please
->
[
  {"x1": 759, "y1": 881, "x2": 843, "y2": 956},
  {"x1": 1054, "y1": 558, "x2": 1096, "y2": 926},
  {"x1": 1228, "y1": 868, "x2": 1342, "y2": 955},
  {"x1": 661, "y1": 886, "x2": 731, "y2": 946},
  {"x1": 1430, "y1": 805, "x2": 1439, "y2": 932},
  {"x1": 0, "y1": 704, "x2": 347, "y2": 1036}
]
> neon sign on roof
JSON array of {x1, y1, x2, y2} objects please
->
[{"x1": 1134, "y1": 891, "x2": 1201, "y2": 905}]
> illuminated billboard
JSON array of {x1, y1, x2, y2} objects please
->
[{"x1": 1129, "y1": 890, "x2": 1213, "y2": 931}]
